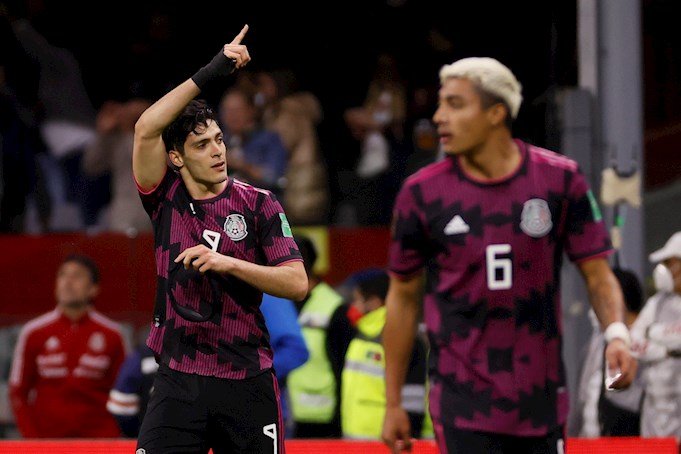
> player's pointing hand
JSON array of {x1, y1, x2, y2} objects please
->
[
  {"x1": 224, "y1": 24, "x2": 250, "y2": 68},
  {"x1": 190, "y1": 25, "x2": 251, "y2": 91}
]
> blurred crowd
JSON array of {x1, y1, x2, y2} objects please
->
[{"x1": 0, "y1": 6, "x2": 442, "y2": 234}]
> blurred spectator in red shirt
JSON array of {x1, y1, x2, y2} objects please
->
[{"x1": 8, "y1": 254, "x2": 127, "y2": 438}]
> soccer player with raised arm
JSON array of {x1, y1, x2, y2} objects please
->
[
  {"x1": 132, "y1": 25, "x2": 307, "y2": 453},
  {"x1": 381, "y1": 58, "x2": 636, "y2": 454}
]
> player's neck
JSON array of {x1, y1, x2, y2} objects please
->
[
  {"x1": 59, "y1": 304, "x2": 90, "y2": 322},
  {"x1": 182, "y1": 175, "x2": 228, "y2": 200},
  {"x1": 459, "y1": 133, "x2": 520, "y2": 181}
]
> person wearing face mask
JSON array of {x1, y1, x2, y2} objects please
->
[
  {"x1": 575, "y1": 268, "x2": 646, "y2": 438},
  {"x1": 625, "y1": 231, "x2": 681, "y2": 441},
  {"x1": 340, "y1": 269, "x2": 430, "y2": 441}
]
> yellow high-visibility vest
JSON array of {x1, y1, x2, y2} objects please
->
[
  {"x1": 288, "y1": 282, "x2": 344, "y2": 423},
  {"x1": 341, "y1": 306, "x2": 387, "y2": 439}
]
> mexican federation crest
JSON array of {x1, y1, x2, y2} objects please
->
[
  {"x1": 520, "y1": 198, "x2": 552, "y2": 238},
  {"x1": 224, "y1": 214, "x2": 248, "y2": 241}
]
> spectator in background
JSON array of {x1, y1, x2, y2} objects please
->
[
  {"x1": 8, "y1": 254, "x2": 127, "y2": 438},
  {"x1": 576, "y1": 268, "x2": 646, "y2": 437},
  {"x1": 10, "y1": 14, "x2": 105, "y2": 230},
  {"x1": 82, "y1": 98, "x2": 152, "y2": 234},
  {"x1": 341, "y1": 270, "x2": 429, "y2": 440},
  {"x1": 218, "y1": 86, "x2": 288, "y2": 196},
  {"x1": 256, "y1": 69, "x2": 329, "y2": 225},
  {"x1": 342, "y1": 53, "x2": 407, "y2": 226},
  {"x1": 403, "y1": 86, "x2": 441, "y2": 178},
  {"x1": 632, "y1": 232, "x2": 681, "y2": 441},
  {"x1": 288, "y1": 236, "x2": 345, "y2": 438},
  {"x1": 106, "y1": 342, "x2": 157, "y2": 438},
  {"x1": 260, "y1": 294, "x2": 309, "y2": 436},
  {"x1": 325, "y1": 270, "x2": 368, "y2": 397}
]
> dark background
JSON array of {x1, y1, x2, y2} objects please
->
[
  {"x1": 3, "y1": 0, "x2": 680, "y2": 188},
  {"x1": 3, "y1": 0, "x2": 578, "y2": 171}
]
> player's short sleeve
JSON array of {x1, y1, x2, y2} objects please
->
[
  {"x1": 137, "y1": 167, "x2": 175, "y2": 219},
  {"x1": 564, "y1": 167, "x2": 613, "y2": 263},
  {"x1": 257, "y1": 192, "x2": 303, "y2": 266},
  {"x1": 389, "y1": 182, "x2": 427, "y2": 278}
]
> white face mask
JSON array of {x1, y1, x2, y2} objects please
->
[
  {"x1": 254, "y1": 92, "x2": 266, "y2": 108},
  {"x1": 653, "y1": 263, "x2": 675, "y2": 293}
]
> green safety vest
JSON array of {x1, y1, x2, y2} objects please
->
[
  {"x1": 341, "y1": 306, "x2": 387, "y2": 439},
  {"x1": 288, "y1": 282, "x2": 344, "y2": 423}
]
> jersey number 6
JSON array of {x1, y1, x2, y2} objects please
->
[{"x1": 486, "y1": 244, "x2": 512, "y2": 290}]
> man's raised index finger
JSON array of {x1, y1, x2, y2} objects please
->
[{"x1": 230, "y1": 24, "x2": 249, "y2": 45}]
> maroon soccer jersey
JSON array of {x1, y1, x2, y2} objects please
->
[
  {"x1": 389, "y1": 140, "x2": 612, "y2": 436},
  {"x1": 138, "y1": 170, "x2": 302, "y2": 379}
]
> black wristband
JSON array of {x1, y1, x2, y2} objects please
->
[{"x1": 191, "y1": 50, "x2": 237, "y2": 91}]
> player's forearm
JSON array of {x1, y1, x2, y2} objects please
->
[
  {"x1": 134, "y1": 79, "x2": 200, "y2": 140},
  {"x1": 583, "y1": 262, "x2": 626, "y2": 329},
  {"x1": 225, "y1": 258, "x2": 308, "y2": 301},
  {"x1": 384, "y1": 285, "x2": 420, "y2": 408},
  {"x1": 587, "y1": 277, "x2": 625, "y2": 328}
]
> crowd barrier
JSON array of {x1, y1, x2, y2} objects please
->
[{"x1": 0, "y1": 437, "x2": 677, "y2": 453}]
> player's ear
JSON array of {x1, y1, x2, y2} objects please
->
[
  {"x1": 88, "y1": 283, "x2": 100, "y2": 300},
  {"x1": 488, "y1": 103, "x2": 507, "y2": 127},
  {"x1": 169, "y1": 150, "x2": 184, "y2": 168}
]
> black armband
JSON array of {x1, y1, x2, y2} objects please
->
[{"x1": 191, "y1": 50, "x2": 236, "y2": 91}]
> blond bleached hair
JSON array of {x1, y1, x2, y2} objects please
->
[{"x1": 439, "y1": 57, "x2": 523, "y2": 119}]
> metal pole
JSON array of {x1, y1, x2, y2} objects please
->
[{"x1": 598, "y1": 0, "x2": 645, "y2": 277}]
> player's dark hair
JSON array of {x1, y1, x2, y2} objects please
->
[
  {"x1": 296, "y1": 236, "x2": 317, "y2": 275},
  {"x1": 355, "y1": 269, "x2": 389, "y2": 302},
  {"x1": 162, "y1": 99, "x2": 216, "y2": 154},
  {"x1": 474, "y1": 86, "x2": 514, "y2": 130},
  {"x1": 62, "y1": 254, "x2": 100, "y2": 284},
  {"x1": 612, "y1": 268, "x2": 644, "y2": 314}
]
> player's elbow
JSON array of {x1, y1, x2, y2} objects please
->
[
  {"x1": 134, "y1": 114, "x2": 158, "y2": 139},
  {"x1": 134, "y1": 117, "x2": 150, "y2": 137}
]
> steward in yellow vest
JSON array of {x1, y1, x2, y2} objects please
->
[
  {"x1": 340, "y1": 270, "x2": 430, "y2": 439},
  {"x1": 287, "y1": 236, "x2": 345, "y2": 437}
]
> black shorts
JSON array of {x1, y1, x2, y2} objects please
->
[
  {"x1": 136, "y1": 365, "x2": 284, "y2": 454},
  {"x1": 438, "y1": 424, "x2": 565, "y2": 454}
]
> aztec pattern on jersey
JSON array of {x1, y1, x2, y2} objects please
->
[
  {"x1": 390, "y1": 140, "x2": 612, "y2": 436},
  {"x1": 139, "y1": 170, "x2": 301, "y2": 379}
]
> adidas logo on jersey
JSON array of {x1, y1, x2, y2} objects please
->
[{"x1": 444, "y1": 215, "x2": 470, "y2": 235}]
